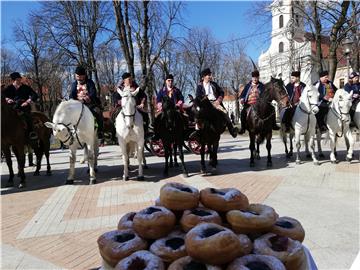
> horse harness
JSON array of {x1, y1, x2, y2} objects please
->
[{"x1": 57, "y1": 103, "x2": 85, "y2": 148}]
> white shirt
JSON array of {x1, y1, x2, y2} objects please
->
[{"x1": 204, "y1": 82, "x2": 216, "y2": 101}]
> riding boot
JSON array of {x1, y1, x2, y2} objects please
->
[
  {"x1": 316, "y1": 107, "x2": 328, "y2": 133},
  {"x1": 239, "y1": 108, "x2": 247, "y2": 134},
  {"x1": 226, "y1": 118, "x2": 238, "y2": 138}
]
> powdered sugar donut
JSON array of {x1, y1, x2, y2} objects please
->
[
  {"x1": 227, "y1": 254, "x2": 286, "y2": 270},
  {"x1": 270, "y1": 216, "x2": 305, "y2": 242},
  {"x1": 117, "y1": 212, "x2": 136, "y2": 230},
  {"x1": 133, "y1": 206, "x2": 176, "y2": 239},
  {"x1": 180, "y1": 207, "x2": 222, "y2": 232},
  {"x1": 97, "y1": 229, "x2": 147, "y2": 267},
  {"x1": 200, "y1": 188, "x2": 249, "y2": 212},
  {"x1": 160, "y1": 182, "x2": 199, "y2": 210},
  {"x1": 185, "y1": 223, "x2": 242, "y2": 265},
  {"x1": 227, "y1": 203, "x2": 278, "y2": 234},
  {"x1": 115, "y1": 250, "x2": 165, "y2": 270},
  {"x1": 168, "y1": 256, "x2": 222, "y2": 270},
  {"x1": 149, "y1": 231, "x2": 187, "y2": 263}
]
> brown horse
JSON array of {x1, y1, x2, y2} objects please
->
[
  {"x1": 1, "y1": 99, "x2": 26, "y2": 188},
  {"x1": 244, "y1": 77, "x2": 290, "y2": 167},
  {"x1": 32, "y1": 111, "x2": 52, "y2": 176}
]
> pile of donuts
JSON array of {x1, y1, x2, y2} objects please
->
[{"x1": 97, "y1": 182, "x2": 309, "y2": 270}]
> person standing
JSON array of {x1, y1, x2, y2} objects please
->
[
  {"x1": 344, "y1": 71, "x2": 360, "y2": 120},
  {"x1": 282, "y1": 71, "x2": 306, "y2": 132}
]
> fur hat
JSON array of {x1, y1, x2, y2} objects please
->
[
  {"x1": 122, "y1": 72, "x2": 131, "y2": 80},
  {"x1": 319, "y1": 70, "x2": 329, "y2": 78},
  {"x1": 291, "y1": 71, "x2": 301, "y2": 77},
  {"x1": 200, "y1": 68, "x2": 212, "y2": 78},
  {"x1": 251, "y1": 70, "x2": 260, "y2": 77},
  {"x1": 10, "y1": 72, "x2": 22, "y2": 80},
  {"x1": 75, "y1": 66, "x2": 86, "y2": 75},
  {"x1": 165, "y1": 74, "x2": 174, "y2": 80},
  {"x1": 349, "y1": 71, "x2": 359, "y2": 79}
]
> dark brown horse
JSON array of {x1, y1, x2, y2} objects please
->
[
  {"x1": 1, "y1": 99, "x2": 26, "y2": 188},
  {"x1": 244, "y1": 77, "x2": 289, "y2": 167}
]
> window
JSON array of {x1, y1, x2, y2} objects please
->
[
  {"x1": 339, "y1": 78, "x2": 345, "y2": 88},
  {"x1": 279, "y1": 42, "x2": 284, "y2": 53},
  {"x1": 279, "y1": 15, "x2": 284, "y2": 28}
]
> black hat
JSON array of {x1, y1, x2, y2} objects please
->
[
  {"x1": 319, "y1": 70, "x2": 329, "y2": 78},
  {"x1": 349, "y1": 71, "x2": 359, "y2": 79},
  {"x1": 200, "y1": 68, "x2": 212, "y2": 78},
  {"x1": 165, "y1": 74, "x2": 174, "y2": 80},
  {"x1": 251, "y1": 70, "x2": 260, "y2": 77},
  {"x1": 75, "y1": 66, "x2": 86, "y2": 75},
  {"x1": 10, "y1": 72, "x2": 22, "y2": 80},
  {"x1": 291, "y1": 71, "x2": 301, "y2": 77},
  {"x1": 122, "y1": 72, "x2": 131, "y2": 80}
]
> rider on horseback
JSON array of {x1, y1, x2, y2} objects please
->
[
  {"x1": 344, "y1": 71, "x2": 360, "y2": 123},
  {"x1": 112, "y1": 72, "x2": 150, "y2": 138},
  {"x1": 70, "y1": 66, "x2": 104, "y2": 143},
  {"x1": 239, "y1": 70, "x2": 280, "y2": 134},
  {"x1": 314, "y1": 70, "x2": 338, "y2": 133},
  {"x1": 194, "y1": 68, "x2": 238, "y2": 138},
  {"x1": 3, "y1": 72, "x2": 39, "y2": 142},
  {"x1": 282, "y1": 71, "x2": 306, "y2": 132}
]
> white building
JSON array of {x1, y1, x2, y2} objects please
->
[{"x1": 258, "y1": 0, "x2": 349, "y2": 88}]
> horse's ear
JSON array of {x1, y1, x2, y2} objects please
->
[
  {"x1": 131, "y1": 87, "x2": 140, "y2": 97},
  {"x1": 44, "y1": 122, "x2": 55, "y2": 129}
]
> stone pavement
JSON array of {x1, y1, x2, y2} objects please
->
[{"x1": 1, "y1": 134, "x2": 359, "y2": 270}]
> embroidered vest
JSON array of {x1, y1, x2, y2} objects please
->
[
  {"x1": 292, "y1": 85, "x2": 302, "y2": 105},
  {"x1": 248, "y1": 85, "x2": 259, "y2": 105},
  {"x1": 77, "y1": 83, "x2": 88, "y2": 99},
  {"x1": 324, "y1": 83, "x2": 335, "y2": 99}
]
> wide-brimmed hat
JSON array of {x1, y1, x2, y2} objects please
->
[
  {"x1": 165, "y1": 74, "x2": 174, "y2": 80},
  {"x1": 200, "y1": 68, "x2": 212, "y2": 78},
  {"x1": 10, "y1": 72, "x2": 22, "y2": 80},
  {"x1": 75, "y1": 66, "x2": 86, "y2": 75},
  {"x1": 122, "y1": 72, "x2": 131, "y2": 80},
  {"x1": 319, "y1": 70, "x2": 329, "y2": 78},
  {"x1": 291, "y1": 71, "x2": 301, "y2": 77}
]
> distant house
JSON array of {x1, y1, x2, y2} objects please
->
[{"x1": 258, "y1": 0, "x2": 349, "y2": 88}]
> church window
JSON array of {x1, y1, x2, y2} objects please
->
[
  {"x1": 279, "y1": 15, "x2": 284, "y2": 28},
  {"x1": 279, "y1": 42, "x2": 284, "y2": 53}
]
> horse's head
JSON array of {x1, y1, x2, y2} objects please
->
[
  {"x1": 266, "y1": 77, "x2": 290, "y2": 109},
  {"x1": 161, "y1": 95, "x2": 176, "y2": 128},
  {"x1": 300, "y1": 86, "x2": 319, "y2": 115},
  {"x1": 191, "y1": 96, "x2": 215, "y2": 128},
  {"x1": 44, "y1": 122, "x2": 72, "y2": 144},
  {"x1": 120, "y1": 88, "x2": 138, "y2": 129},
  {"x1": 332, "y1": 89, "x2": 353, "y2": 118}
]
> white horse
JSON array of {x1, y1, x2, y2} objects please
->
[
  {"x1": 293, "y1": 85, "x2": 320, "y2": 165},
  {"x1": 45, "y1": 100, "x2": 98, "y2": 184},
  {"x1": 115, "y1": 88, "x2": 144, "y2": 181},
  {"x1": 351, "y1": 101, "x2": 360, "y2": 160},
  {"x1": 323, "y1": 89, "x2": 353, "y2": 163}
]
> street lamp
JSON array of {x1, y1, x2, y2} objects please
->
[{"x1": 342, "y1": 37, "x2": 353, "y2": 78}]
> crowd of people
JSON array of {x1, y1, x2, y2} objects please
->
[{"x1": 2, "y1": 65, "x2": 360, "y2": 146}]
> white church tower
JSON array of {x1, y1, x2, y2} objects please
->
[{"x1": 258, "y1": 0, "x2": 314, "y2": 86}]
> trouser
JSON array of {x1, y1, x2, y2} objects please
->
[
  {"x1": 139, "y1": 110, "x2": 150, "y2": 134},
  {"x1": 350, "y1": 98, "x2": 359, "y2": 119},
  {"x1": 316, "y1": 103, "x2": 329, "y2": 129},
  {"x1": 88, "y1": 105, "x2": 104, "y2": 139},
  {"x1": 211, "y1": 101, "x2": 235, "y2": 133}
]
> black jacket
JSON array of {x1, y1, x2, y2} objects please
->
[
  {"x1": 196, "y1": 81, "x2": 224, "y2": 100},
  {"x1": 3, "y1": 84, "x2": 38, "y2": 102}
]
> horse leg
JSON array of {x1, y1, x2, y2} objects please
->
[
  {"x1": 309, "y1": 135, "x2": 319, "y2": 165},
  {"x1": 316, "y1": 131, "x2": 324, "y2": 158},
  {"x1": 295, "y1": 130, "x2": 302, "y2": 164},
  {"x1": 210, "y1": 141, "x2": 219, "y2": 174},
  {"x1": 289, "y1": 132, "x2": 294, "y2": 157},
  {"x1": 329, "y1": 131, "x2": 338, "y2": 164},
  {"x1": 173, "y1": 144, "x2": 179, "y2": 167},
  {"x1": 142, "y1": 148, "x2": 148, "y2": 169},
  {"x1": 256, "y1": 139, "x2": 261, "y2": 160},
  {"x1": 137, "y1": 143, "x2": 144, "y2": 180},
  {"x1": 67, "y1": 146, "x2": 76, "y2": 184},
  {"x1": 200, "y1": 144, "x2": 206, "y2": 174},
  {"x1": 3, "y1": 146, "x2": 14, "y2": 187},
  {"x1": 33, "y1": 146, "x2": 43, "y2": 176},
  {"x1": 164, "y1": 144, "x2": 170, "y2": 177},
  {"x1": 345, "y1": 130, "x2": 354, "y2": 162},
  {"x1": 87, "y1": 143, "x2": 96, "y2": 184},
  {"x1": 178, "y1": 144, "x2": 188, "y2": 177},
  {"x1": 249, "y1": 133, "x2": 256, "y2": 167},
  {"x1": 266, "y1": 134, "x2": 272, "y2": 167},
  {"x1": 282, "y1": 133, "x2": 289, "y2": 158},
  {"x1": 169, "y1": 145, "x2": 173, "y2": 168},
  {"x1": 13, "y1": 146, "x2": 26, "y2": 188},
  {"x1": 44, "y1": 140, "x2": 52, "y2": 175},
  {"x1": 28, "y1": 150, "x2": 34, "y2": 167}
]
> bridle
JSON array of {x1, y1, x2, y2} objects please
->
[{"x1": 57, "y1": 103, "x2": 85, "y2": 148}]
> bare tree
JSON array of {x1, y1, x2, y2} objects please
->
[{"x1": 1, "y1": 46, "x2": 17, "y2": 83}]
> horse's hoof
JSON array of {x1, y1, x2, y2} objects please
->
[
  {"x1": 314, "y1": 161, "x2": 320, "y2": 165},
  {"x1": 296, "y1": 160, "x2": 301, "y2": 165},
  {"x1": 319, "y1": 153, "x2": 325, "y2": 158},
  {"x1": 182, "y1": 173, "x2": 189, "y2": 178},
  {"x1": 137, "y1": 175, "x2": 144, "y2": 181},
  {"x1": 331, "y1": 160, "x2": 339, "y2": 164},
  {"x1": 124, "y1": 176, "x2": 129, "y2": 181},
  {"x1": 65, "y1": 180, "x2": 74, "y2": 185},
  {"x1": 33, "y1": 171, "x2": 40, "y2": 176},
  {"x1": 89, "y1": 179, "x2": 96, "y2": 185},
  {"x1": 18, "y1": 182, "x2": 26, "y2": 188},
  {"x1": 346, "y1": 157, "x2": 352, "y2": 162},
  {"x1": 46, "y1": 171, "x2": 52, "y2": 176}
]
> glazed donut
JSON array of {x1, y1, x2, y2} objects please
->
[
  {"x1": 185, "y1": 223, "x2": 242, "y2": 265},
  {"x1": 253, "y1": 233, "x2": 305, "y2": 270},
  {"x1": 200, "y1": 188, "x2": 249, "y2": 212},
  {"x1": 160, "y1": 182, "x2": 199, "y2": 210},
  {"x1": 237, "y1": 234, "x2": 253, "y2": 256},
  {"x1": 168, "y1": 256, "x2": 222, "y2": 270},
  {"x1": 227, "y1": 254, "x2": 286, "y2": 270},
  {"x1": 180, "y1": 207, "x2": 222, "y2": 232},
  {"x1": 117, "y1": 212, "x2": 136, "y2": 230},
  {"x1": 133, "y1": 206, "x2": 176, "y2": 239},
  {"x1": 270, "y1": 216, "x2": 305, "y2": 242},
  {"x1": 115, "y1": 250, "x2": 165, "y2": 270},
  {"x1": 226, "y1": 204, "x2": 278, "y2": 234},
  {"x1": 149, "y1": 231, "x2": 187, "y2": 263},
  {"x1": 97, "y1": 229, "x2": 147, "y2": 267}
]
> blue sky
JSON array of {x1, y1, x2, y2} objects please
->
[{"x1": 1, "y1": 0, "x2": 272, "y2": 60}]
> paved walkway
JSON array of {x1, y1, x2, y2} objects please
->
[{"x1": 1, "y1": 134, "x2": 359, "y2": 269}]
